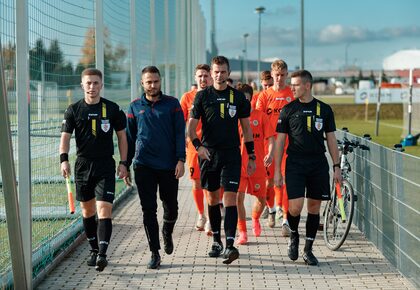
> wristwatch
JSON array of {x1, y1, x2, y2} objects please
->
[
  {"x1": 119, "y1": 160, "x2": 129, "y2": 168},
  {"x1": 248, "y1": 154, "x2": 256, "y2": 161}
]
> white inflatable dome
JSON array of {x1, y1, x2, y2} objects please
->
[{"x1": 383, "y1": 49, "x2": 420, "y2": 70}]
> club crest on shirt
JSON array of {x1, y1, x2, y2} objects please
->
[
  {"x1": 252, "y1": 120, "x2": 259, "y2": 126},
  {"x1": 315, "y1": 118, "x2": 323, "y2": 131},
  {"x1": 101, "y1": 119, "x2": 110, "y2": 132},
  {"x1": 254, "y1": 183, "x2": 261, "y2": 190},
  {"x1": 228, "y1": 105, "x2": 236, "y2": 118}
]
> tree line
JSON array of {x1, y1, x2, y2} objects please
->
[{"x1": 1, "y1": 26, "x2": 128, "y2": 89}]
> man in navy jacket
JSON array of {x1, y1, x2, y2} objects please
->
[{"x1": 126, "y1": 66, "x2": 186, "y2": 269}]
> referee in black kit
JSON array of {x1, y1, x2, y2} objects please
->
[
  {"x1": 188, "y1": 56, "x2": 256, "y2": 265},
  {"x1": 60, "y1": 68, "x2": 129, "y2": 272},
  {"x1": 274, "y1": 69, "x2": 341, "y2": 266}
]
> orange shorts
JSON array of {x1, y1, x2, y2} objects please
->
[
  {"x1": 265, "y1": 155, "x2": 287, "y2": 179},
  {"x1": 238, "y1": 176, "x2": 266, "y2": 198},
  {"x1": 187, "y1": 149, "x2": 200, "y2": 180}
]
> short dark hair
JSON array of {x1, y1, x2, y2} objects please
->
[
  {"x1": 195, "y1": 64, "x2": 210, "y2": 72},
  {"x1": 236, "y1": 83, "x2": 253, "y2": 99},
  {"x1": 260, "y1": 70, "x2": 272, "y2": 81},
  {"x1": 290, "y1": 69, "x2": 313, "y2": 86},
  {"x1": 141, "y1": 66, "x2": 161, "y2": 77},
  {"x1": 211, "y1": 55, "x2": 230, "y2": 71},
  {"x1": 227, "y1": 78, "x2": 233, "y2": 84},
  {"x1": 81, "y1": 68, "x2": 102, "y2": 80}
]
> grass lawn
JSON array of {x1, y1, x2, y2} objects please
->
[
  {"x1": 315, "y1": 94, "x2": 355, "y2": 104},
  {"x1": 335, "y1": 118, "x2": 420, "y2": 157}
]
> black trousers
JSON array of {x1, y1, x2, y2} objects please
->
[{"x1": 134, "y1": 165, "x2": 179, "y2": 252}]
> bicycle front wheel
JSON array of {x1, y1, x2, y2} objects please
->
[{"x1": 323, "y1": 179, "x2": 355, "y2": 251}]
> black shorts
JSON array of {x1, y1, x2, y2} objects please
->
[
  {"x1": 285, "y1": 154, "x2": 330, "y2": 200},
  {"x1": 199, "y1": 147, "x2": 241, "y2": 192},
  {"x1": 74, "y1": 157, "x2": 116, "y2": 203}
]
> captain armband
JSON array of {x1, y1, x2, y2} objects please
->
[{"x1": 245, "y1": 141, "x2": 255, "y2": 155}]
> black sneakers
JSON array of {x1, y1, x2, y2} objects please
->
[
  {"x1": 87, "y1": 250, "x2": 98, "y2": 267},
  {"x1": 303, "y1": 250, "x2": 319, "y2": 266},
  {"x1": 162, "y1": 230, "x2": 174, "y2": 255},
  {"x1": 208, "y1": 242, "x2": 223, "y2": 257},
  {"x1": 222, "y1": 246, "x2": 239, "y2": 264},
  {"x1": 147, "y1": 251, "x2": 161, "y2": 269},
  {"x1": 95, "y1": 254, "x2": 108, "y2": 272},
  {"x1": 287, "y1": 233, "x2": 299, "y2": 261}
]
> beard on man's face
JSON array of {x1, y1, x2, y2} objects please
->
[{"x1": 145, "y1": 88, "x2": 160, "y2": 97}]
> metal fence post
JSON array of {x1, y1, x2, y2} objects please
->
[
  {"x1": 15, "y1": 0, "x2": 32, "y2": 287},
  {"x1": 130, "y1": 0, "x2": 138, "y2": 101},
  {"x1": 0, "y1": 38, "x2": 29, "y2": 290},
  {"x1": 95, "y1": 0, "x2": 104, "y2": 74}
]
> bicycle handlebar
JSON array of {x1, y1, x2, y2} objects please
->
[{"x1": 337, "y1": 137, "x2": 370, "y2": 153}]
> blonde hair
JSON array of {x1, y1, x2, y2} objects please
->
[{"x1": 271, "y1": 59, "x2": 288, "y2": 71}]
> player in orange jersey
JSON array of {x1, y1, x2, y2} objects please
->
[
  {"x1": 256, "y1": 59, "x2": 293, "y2": 236},
  {"x1": 180, "y1": 64, "x2": 213, "y2": 232},
  {"x1": 251, "y1": 71, "x2": 273, "y2": 110},
  {"x1": 235, "y1": 84, "x2": 275, "y2": 245}
]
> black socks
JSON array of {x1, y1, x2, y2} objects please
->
[
  {"x1": 208, "y1": 204, "x2": 222, "y2": 243},
  {"x1": 224, "y1": 206, "x2": 238, "y2": 248},
  {"x1": 287, "y1": 211, "x2": 301, "y2": 234},
  {"x1": 83, "y1": 215, "x2": 98, "y2": 251},
  {"x1": 305, "y1": 213, "x2": 320, "y2": 252},
  {"x1": 98, "y1": 218, "x2": 112, "y2": 256}
]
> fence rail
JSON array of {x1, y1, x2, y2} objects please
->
[{"x1": 335, "y1": 130, "x2": 420, "y2": 288}]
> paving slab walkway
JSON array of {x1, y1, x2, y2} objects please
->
[{"x1": 36, "y1": 176, "x2": 415, "y2": 290}]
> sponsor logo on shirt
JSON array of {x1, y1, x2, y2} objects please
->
[
  {"x1": 107, "y1": 191, "x2": 114, "y2": 195},
  {"x1": 216, "y1": 98, "x2": 226, "y2": 101},
  {"x1": 275, "y1": 97, "x2": 285, "y2": 101},
  {"x1": 229, "y1": 181, "x2": 238, "y2": 185},
  {"x1": 267, "y1": 108, "x2": 283, "y2": 115},
  {"x1": 139, "y1": 110, "x2": 145, "y2": 114},
  {"x1": 302, "y1": 110, "x2": 312, "y2": 113}
]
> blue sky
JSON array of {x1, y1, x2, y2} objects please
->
[{"x1": 199, "y1": 0, "x2": 420, "y2": 71}]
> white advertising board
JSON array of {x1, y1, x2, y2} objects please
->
[{"x1": 355, "y1": 88, "x2": 420, "y2": 104}]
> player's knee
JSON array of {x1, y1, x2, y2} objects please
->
[{"x1": 192, "y1": 179, "x2": 202, "y2": 189}]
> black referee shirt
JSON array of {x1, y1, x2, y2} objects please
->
[
  {"x1": 276, "y1": 98, "x2": 336, "y2": 156},
  {"x1": 61, "y1": 97, "x2": 126, "y2": 158},
  {"x1": 191, "y1": 86, "x2": 250, "y2": 150}
]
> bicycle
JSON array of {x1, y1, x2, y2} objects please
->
[{"x1": 322, "y1": 136, "x2": 369, "y2": 250}]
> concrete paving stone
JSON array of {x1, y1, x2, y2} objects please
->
[{"x1": 35, "y1": 176, "x2": 416, "y2": 290}]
